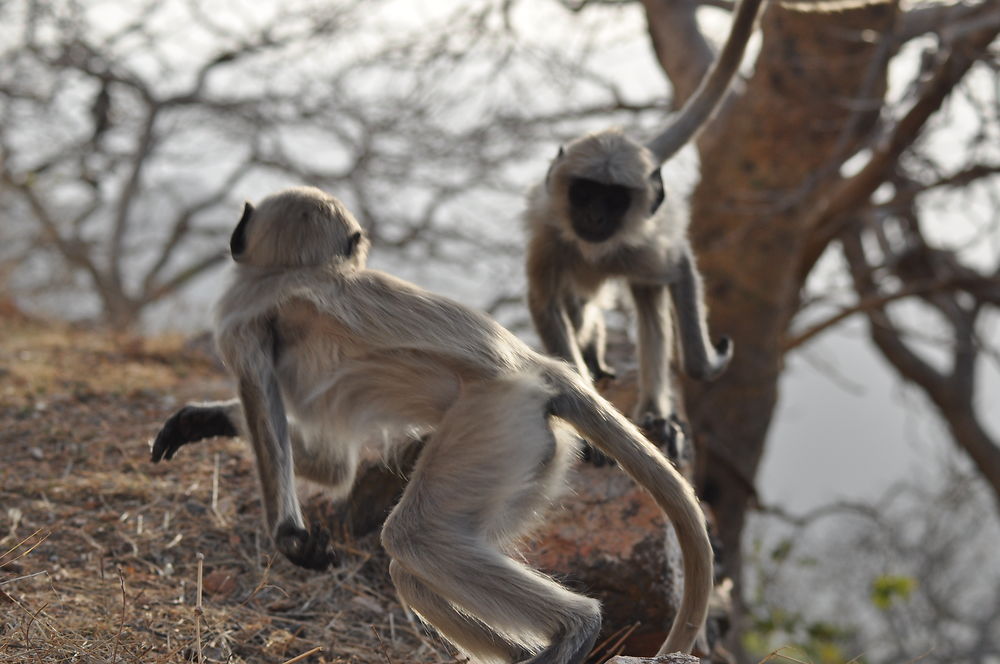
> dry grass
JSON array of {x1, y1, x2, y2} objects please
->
[{"x1": 0, "y1": 311, "x2": 462, "y2": 664}]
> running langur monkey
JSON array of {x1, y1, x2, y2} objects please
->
[
  {"x1": 526, "y1": 0, "x2": 764, "y2": 457},
  {"x1": 150, "y1": 187, "x2": 713, "y2": 662}
]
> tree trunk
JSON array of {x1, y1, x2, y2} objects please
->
[{"x1": 681, "y1": 0, "x2": 896, "y2": 654}]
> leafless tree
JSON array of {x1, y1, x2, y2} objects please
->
[{"x1": 0, "y1": 0, "x2": 660, "y2": 327}]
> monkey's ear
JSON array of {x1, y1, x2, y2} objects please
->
[
  {"x1": 546, "y1": 147, "x2": 566, "y2": 188},
  {"x1": 230, "y1": 201, "x2": 254, "y2": 260},
  {"x1": 648, "y1": 168, "x2": 665, "y2": 214},
  {"x1": 345, "y1": 230, "x2": 363, "y2": 257}
]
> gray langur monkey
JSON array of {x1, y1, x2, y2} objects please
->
[
  {"x1": 525, "y1": 0, "x2": 764, "y2": 459},
  {"x1": 150, "y1": 186, "x2": 713, "y2": 662}
]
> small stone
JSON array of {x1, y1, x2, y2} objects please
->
[
  {"x1": 202, "y1": 568, "x2": 238, "y2": 597},
  {"x1": 606, "y1": 655, "x2": 699, "y2": 664}
]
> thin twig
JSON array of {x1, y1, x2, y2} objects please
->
[
  {"x1": 0, "y1": 570, "x2": 48, "y2": 586},
  {"x1": 0, "y1": 528, "x2": 50, "y2": 568},
  {"x1": 111, "y1": 567, "x2": 127, "y2": 664},
  {"x1": 370, "y1": 624, "x2": 395, "y2": 664},
  {"x1": 604, "y1": 622, "x2": 639, "y2": 659},
  {"x1": 757, "y1": 646, "x2": 812, "y2": 664},
  {"x1": 195, "y1": 552, "x2": 205, "y2": 664},
  {"x1": 279, "y1": 646, "x2": 324, "y2": 664},
  {"x1": 586, "y1": 621, "x2": 634, "y2": 663},
  {"x1": 22, "y1": 600, "x2": 49, "y2": 648}
]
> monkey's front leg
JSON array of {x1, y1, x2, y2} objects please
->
[
  {"x1": 668, "y1": 247, "x2": 733, "y2": 381},
  {"x1": 528, "y1": 297, "x2": 591, "y2": 379},
  {"x1": 629, "y1": 283, "x2": 689, "y2": 464},
  {"x1": 236, "y1": 372, "x2": 337, "y2": 572},
  {"x1": 152, "y1": 395, "x2": 341, "y2": 570}
]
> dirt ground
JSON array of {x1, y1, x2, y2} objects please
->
[{"x1": 0, "y1": 309, "x2": 463, "y2": 664}]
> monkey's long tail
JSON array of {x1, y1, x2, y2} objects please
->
[
  {"x1": 644, "y1": 0, "x2": 764, "y2": 164},
  {"x1": 547, "y1": 367, "x2": 713, "y2": 656}
]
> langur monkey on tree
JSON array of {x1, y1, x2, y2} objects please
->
[
  {"x1": 150, "y1": 187, "x2": 713, "y2": 663},
  {"x1": 526, "y1": 0, "x2": 765, "y2": 460}
]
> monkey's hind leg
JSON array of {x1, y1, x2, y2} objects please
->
[
  {"x1": 380, "y1": 376, "x2": 599, "y2": 664},
  {"x1": 390, "y1": 560, "x2": 532, "y2": 663}
]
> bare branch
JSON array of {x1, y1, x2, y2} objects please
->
[
  {"x1": 842, "y1": 223, "x2": 1000, "y2": 514},
  {"x1": 783, "y1": 273, "x2": 998, "y2": 351},
  {"x1": 898, "y1": 0, "x2": 1000, "y2": 42},
  {"x1": 874, "y1": 162, "x2": 1000, "y2": 213},
  {"x1": 109, "y1": 105, "x2": 158, "y2": 290},
  {"x1": 798, "y1": 11, "x2": 1000, "y2": 278},
  {"x1": 145, "y1": 250, "x2": 228, "y2": 303},
  {"x1": 139, "y1": 159, "x2": 250, "y2": 297},
  {"x1": 0, "y1": 167, "x2": 110, "y2": 297}
]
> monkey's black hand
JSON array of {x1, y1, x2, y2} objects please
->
[
  {"x1": 275, "y1": 522, "x2": 338, "y2": 571},
  {"x1": 640, "y1": 413, "x2": 688, "y2": 465},
  {"x1": 150, "y1": 405, "x2": 239, "y2": 462}
]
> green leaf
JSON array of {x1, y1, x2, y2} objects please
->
[
  {"x1": 871, "y1": 574, "x2": 917, "y2": 610},
  {"x1": 771, "y1": 538, "x2": 794, "y2": 562}
]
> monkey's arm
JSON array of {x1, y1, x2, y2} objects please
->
[
  {"x1": 151, "y1": 399, "x2": 242, "y2": 462},
  {"x1": 224, "y1": 324, "x2": 336, "y2": 571},
  {"x1": 151, "y1": 397, "x2": 357, "y2": 503},
  {"x1": 526, "y1": 245, "x2": 591, "y2": 378},
  {"x1": 528, "y1": 295, "x2": 590, "y2": 377},
  {"x1": 668, "y1": 246, "x2": 733, "y2": 380}
]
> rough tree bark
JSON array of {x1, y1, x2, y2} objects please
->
[{"x1": 685, "y1": 0, "x2": 895, "y2": 587}]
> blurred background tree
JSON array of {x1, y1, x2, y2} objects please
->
[{"x1": 2, "y1": 0, "x2": 998, "y2": 662}]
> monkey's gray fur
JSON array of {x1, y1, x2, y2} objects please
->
[
  {"x1": 151, "y1": 186, "x2": 714, "y2": 662},
  {"x1": 525, "y1": 0, "x2": 764, "y2": 457}
]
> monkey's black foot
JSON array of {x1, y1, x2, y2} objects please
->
[
  {"x1": 589, "y1": 365, "x2": 617, "y2": 382},
  {"x1": 580, "y1": 442, "x2": 616, "y2": 468},
  {"x1": 276, "y1": 522, "x2": 338, "y2": 571},
  {"x1": 150, "y1": 405, "x2": 239, "y2": 462},
  {"x1": 639, "y1": 413, "x2": 688, "y2": 465}
]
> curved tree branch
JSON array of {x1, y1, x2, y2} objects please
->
[{"x1": 842, "y1": 223, "x2": 1000, "y2": 514}]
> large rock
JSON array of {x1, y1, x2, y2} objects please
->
[{"x1": 528, "y1": 462, "x2": 686, "y2": 657}]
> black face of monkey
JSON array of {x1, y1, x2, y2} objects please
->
[{"x1": 567, "y1": 177, "x2": 632, "y2": 243}]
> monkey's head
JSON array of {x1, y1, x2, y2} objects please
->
[
  {"x1": 548, "y1": 128, "x2": 665, "y2": 244},
  {"x1": 229, "y1": 186, "x2": 369, "y2": 269}
]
